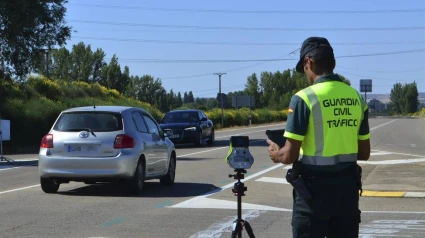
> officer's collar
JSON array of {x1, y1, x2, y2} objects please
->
[{"x1": 313, "y1": 73, "x2": 343, "y2": 85}]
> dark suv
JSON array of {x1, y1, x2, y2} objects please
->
[{"x1": 158, "y1": 109, "x2": 214, "y2": 146}]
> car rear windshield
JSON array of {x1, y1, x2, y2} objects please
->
[
  {"x1": 53, "y1": 112, "x2": 123, "y2": 132},
  {"x1": 162, "y1": 111, "x2": 199, "y2": 123}
]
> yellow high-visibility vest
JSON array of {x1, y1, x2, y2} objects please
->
[{"x1": 284, "y1": 80, "x2": 368, "y2": 166}]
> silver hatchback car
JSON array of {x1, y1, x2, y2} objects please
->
[{"x1": 38, "y1": 106, "x2": 176, "y2": 195}]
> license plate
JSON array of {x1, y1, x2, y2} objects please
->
[
  {"x1": 68, "y1": 145, "x2": 81, "y2": 152},
  {"x1": 68, "y1": 145, "x2": 98, "y2": 152},
  {"x1": 169, "y1": 134, "x2": 180, "y2": 138}
]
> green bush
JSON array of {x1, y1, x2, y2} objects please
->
[{"x1": 27, "y1": 76, "x2": 63, "y2": 100}]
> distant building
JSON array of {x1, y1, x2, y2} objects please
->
[{"x1": 368, "y1": 99, "x2": 385, "y2": 113}]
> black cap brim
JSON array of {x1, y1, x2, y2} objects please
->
[{"x1": 296, "y1": 59, "x2": 304, "y2": 73}]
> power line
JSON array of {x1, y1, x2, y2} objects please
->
[
  {"x1": 337, "y1": 70, "x2": 424, "y2": 82},
  {"x1": 103, "y1": 48, "x2": 425, "y2": 63},
  {"x1": 69, "y1": 19, "x2": 425, "y2": 32},
  {"x1": 147, "y1": 48, "x2": 300, "y2": 80},
  {"x1": 72, "y1": 36, "x2": 425, "y2": 46},
  {"x1": 69, "y1": 3, "x2": 425, "y2": 14},
  {"x1": 337, "y1": 65, "x2": 425, "y2": 73}
]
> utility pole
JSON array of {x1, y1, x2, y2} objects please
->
[
  {"x1": 38, "y1": 47, "x2": 51, "y2": 78},
  {"x1": 214, "y1": 72, "x2": 227, "y2": 128}
]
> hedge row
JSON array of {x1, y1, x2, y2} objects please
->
[{"x1": 0, "y1": 77, "x2": 287, "y2": 153}]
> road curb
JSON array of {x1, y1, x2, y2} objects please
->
[
  {"x1": 0, "y1": 159, "x2": 38, "y2": 166},
  {"x1": 361, "y1": 190, "x2": 425, "y2": 198}
]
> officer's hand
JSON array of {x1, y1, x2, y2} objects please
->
[{"x1": 266, "y1": 139, "x2": 280, "y2": 163}]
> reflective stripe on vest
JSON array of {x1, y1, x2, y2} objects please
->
[
  {"x1": 301, "y1": 153, "x2": 358, "y2": 165},
  {"x1": 304, "y1": 87, "x2": 324, "y2": 157}
]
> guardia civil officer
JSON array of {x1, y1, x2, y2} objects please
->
[{"x1": 267, "y1": 37, "x2": 371, "y2": 238}]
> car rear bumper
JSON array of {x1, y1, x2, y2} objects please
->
[{"x1": 38, "y1": 149, "x2": 138, "y2": 179}]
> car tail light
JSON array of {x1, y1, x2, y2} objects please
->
[
  {"x1": 114, "y1": 134, "x2": 135, "y2": 149},
  {"x1": 41, "y1": 134, "x2": 54, "y2": 148}
]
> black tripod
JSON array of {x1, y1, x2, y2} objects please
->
[{"x1": 229, "y1": 169, "x2": 255, "y2": 238}]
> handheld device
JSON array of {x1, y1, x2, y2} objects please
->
[
  {"x1": 265, "y1": 129, "x2": 287, "y2": 148},
  {"x1": 225, "y1": 136, "x2": 254, "y2": 170}
]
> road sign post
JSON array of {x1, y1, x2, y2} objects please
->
[
  {"x1": 360, "y1": 79, "x2": 373, "y2": 102},
  {"x1": 232, "y1": 96, "x2": 256, "y2": 126},
  {"x1": 214, "y1": 73, "x2": 227, "y2": 128}
]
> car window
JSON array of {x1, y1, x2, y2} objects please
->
[
  {"x1": 143, "y1": 115, "x2": 159, "y2": 135},
  {"x1": 162, "y1": 111, "x2": 199, "y2": 123},
  {"x1": 131, "y1": 111, "x2": 148, "y2": 133},
  {"x1": 53, "y1": 112, "x2": 123, "y2": 132}
]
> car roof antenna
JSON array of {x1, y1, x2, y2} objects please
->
[{"x1": 93, "y1": 98, "x2": 96, "y2": 109}]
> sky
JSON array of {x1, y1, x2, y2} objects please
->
[{"x1": 63, "y1": 0, "x2": 425, "y2": 98}]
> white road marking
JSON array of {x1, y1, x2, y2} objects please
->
[
  {"x1": 0, "y1": 185, "x2": 40, "y2": 195},
  {"x1": 172, "y1": 197, "x2": 289, "y2": 211},
  {"x1": 0, "y1": 166, "x2": 22, "y2": 171},
  {"x1": 170, "y1": 164, "x2": 284, "y2": 208},
  {"x1": 358, "y1": 157, "x2": 425, "y2": 165},
  {"x1": 370, "y1": 119, "x2": 398, "y2": 131},
  {"x1": 370, "y1": 152, "x2": 393, "y2": 156},
  {"x1": 256, "y1": 177, "x2": 289, "y2": 184},
  {"x1": 404, "y1": 192, "x2": 425, "y2": 198},
  {"x1": 362, "y1": 211, "x2": 425, "y2": 214},
  {"x1": 189, "y1": 210, "x2": 264, "y2": 238},
  {"x1": 359, "y1": 220, "x2": 425, "y2": 237},
  {"x1": 372, "y1": 150, "x2": 424, "y2": 158}
]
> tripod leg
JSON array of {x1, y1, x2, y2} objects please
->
[
  {"x1": 243, "y1": 220, "x2": 255, "y2": 238},
  {"x1": 231, "y1": 220, "x2": 241, "y2": 238}
]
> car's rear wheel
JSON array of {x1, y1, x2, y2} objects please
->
[
  {"x1": 129, "y1": 160, "x2": 145, "y2": 195},
  {"x1": 160, "y1": 154, "x2": 176, "y2": 186},
  {"x1": 40, "y1": 177, "x2": 60, "y2": 193},
  {"x1": 207, "y1": 129, "x2": 215, "y2": 146}
]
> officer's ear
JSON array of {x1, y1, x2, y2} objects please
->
[
  {"x1": 303, "y1": 57, "x2": 311, "y2": 72},
  {"x1": 304, "y1": 56, "x2": 314, "y2": 72}
]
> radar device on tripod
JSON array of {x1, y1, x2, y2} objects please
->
[{"x1": 226, "y1": 136, "x2": 255, "y2": 238}]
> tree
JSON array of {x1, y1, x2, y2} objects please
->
[
  {"x1": 49, "y1": 47, "x2": 71, "y2": 80},
  {"x1": 0, "y1": 0, "x2": 72, "y2": 78},
  {"x1": 403, "y1": 82, "x2": 419, "y2": 113},
  {"x1": 105, "y1": 54, "x2": 122, "y2": 91},
  {"x1": 183, "y1": 92, "x2": 188, "y2": 104},
  {"x1": 244, "y1": 73, "x2": 261, "y2": 107},
  {"x1": 167, "y1": 89, "x2": 175, "y2": 110},
  {"x1": 390, "y1": 82, "x2": 419, "y2": 114},
  {"x1": 188, "y1": 91, "x2": 195, "y2": 103},
  {"x1": 390, "y1": 83, "x2": 404, "y2": 114},
  {"x1": 176, "y1": 92, "x2": 183, "y2": 108},
  {"x1": 135, "y1": 75, "x2": 163, "y2": 106}
]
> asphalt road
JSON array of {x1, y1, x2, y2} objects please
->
[{"x1": 0, "y1": 118, "x2": 424, "y2": 238}]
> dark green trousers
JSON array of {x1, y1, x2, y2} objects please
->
[{"x1": 291, "y1": 169, "x2": 361, "y2": 238}]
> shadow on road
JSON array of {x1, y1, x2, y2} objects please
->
[{"x1": 56, "y1": 181, "x2": 219, "y2": 198}]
